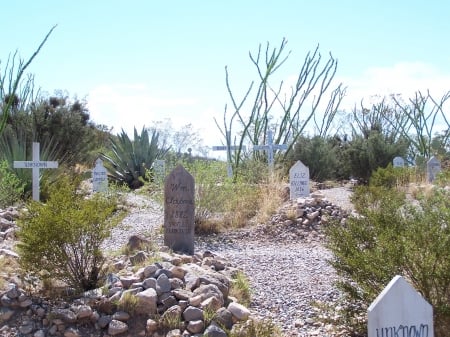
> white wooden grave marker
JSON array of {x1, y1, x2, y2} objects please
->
[
  {"x1": 289, "y1": 160, "x2": 310, "y2": 199},
  {"x1": 212, "y1": 131, "x2": 246, "y2": 178},
  {"x1": 13, "y1": 142, "x2": 58, "y2": 201},
  {"x1": 254, "y1": 130, "x2": 287, "y2": 169},
  {"x1": 393, "y1": 156, "x2": 405, "y2": 168},
  {"x1": 426, "y1": 156, "x2": 441, "y2": 183},
  {"x1": 368, "y1": 275, "x2": 433, "y2": 337},
  {"x1": 92, "y1": 158, "x2": 108, "y2": 192},
  {"x1": 153, "y1": 159, "x2": 166, "y2": 183}
]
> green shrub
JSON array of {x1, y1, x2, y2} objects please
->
[
  {"x1": 0, "y1": 160, "x2": 24, "y2": 207},
  {"x1": 326, "y1": 185, "x2": 450, "y2": 336},
  {"x1": 369, "y1": 164, "x2": 413, "y2": 188},
  {"x1": 16, "y1": 175, "x2": 120, "y2": 292}
]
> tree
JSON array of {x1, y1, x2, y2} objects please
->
[{"x1": 215, "y1": 39, "x2": 345, "y2": 180}]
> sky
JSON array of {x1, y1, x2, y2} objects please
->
[{"x1": 2, "y1": 1, "x2": 450, "y2": 157}]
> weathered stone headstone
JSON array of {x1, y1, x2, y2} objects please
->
[
  {"x1": 368, "y1": 275, "x2": 433, "y2": 337},
  {"x1": 254, "y1": 130, "x2": 287, "y2": 169},
  {"x1": 393, "y1": 156, "x2": 405, "y2": 168},
  {"x1": 164, "y1": 165, "x2": 195, "y2": 255},
  {"x1": 289, "y1": 160, "x2": 310, "y2": 199},
  {"x1": 92, "y1": 158, "x2": 108, "y2": 192},
  {"x1": 13, "y1": 142, "x2": 58, "y2": 201},
  {"x1": 427, "y1": 156, "x2": 441, "y2": 183}
]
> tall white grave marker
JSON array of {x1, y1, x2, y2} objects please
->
[
  {"x1": 212, "y1": 131, "x2": 246, "y2": 178},
  {"x1": 13, "y1": 142, "x2": 58, "y2": 201},
  {"x1": 92, "y1": 158, "x2": 108, "y2": 192},
  {"x1": 393, "y1": 156, "x2": 405, "y2": 167},
  {"x1": 427, "y1": 156, "x2": 441, "y2": 183},
  {"x1": 153, "y1": 159, "x2": 166, "y2": 183},
  {"x1": 254, "y1": 130, "x2": 287, "y2": 169},
  {"x1": 368, "y1": 275, "x2": 433, "y2": 337},
  {"x1": 289, "y1": 160, "x2": 310, "y2": 199}
]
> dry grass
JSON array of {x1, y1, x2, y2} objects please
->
[{"x1": 0, "y1": 255, "x2": 20, "y2": 291}]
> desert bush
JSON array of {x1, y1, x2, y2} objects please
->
[
  {"x1": 230, "y1": 318, "x2": 282, "y2": 337},
  {"x1": 16, "y1": 175, "x2": 120, "y2": 292},
  {"x1": 326, "y1": 185, "x2": 450, "y2": 336},
  {"x1": 289, "y1": 135, "x2": 340, "y2": 181},
  {"x1": 369, "y1": 164, "x2": 414, "y2": 188},
  {"x1": 0, "y1": 160, "x2": 24, "y2": 207}
]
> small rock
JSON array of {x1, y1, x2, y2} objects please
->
[
  {"x1": 182, "y1": 306, "x2": 203, "y2": 321},
  {"x1": 186, "y1": 320, "x2": 204, "y2": 334},
  {"x1": 227, "y1": 302, "x2": 250, "y2": 321},
  {"x1": 203, "y1": 324, "x2": 227, "y2": 337},
  {"x1": 108, "y1": 319, "x2": 128, "y2": 335}
]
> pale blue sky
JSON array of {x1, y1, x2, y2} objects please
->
[{"x1": 2, "y1": 1, "x2": 450, "y2": 153}]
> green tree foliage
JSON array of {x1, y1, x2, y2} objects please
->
[
  {"x1": 342, "y1": 131, "x2": 409, "y2": 182},
  {"x1": 100, "y1": 126, "x2": 170, "y2": 189},
  {"x1": 4, "y1": 92, "x2": 110, "y2": 166},
  {"x1": 16, "y1": 175, "x2": 119, "y2": 292},
  {"x1": 288, "y1": 135, "x2": 341, "y2": 181},
  {"x1": 326, "y1": 185, "x2": 450, "y2": 336},
  {"x1": 215, "y1": 39, "x2": 345, "y2": 181},
  {"x1": 0, "y1": 160, "x2": 25, "y2": 207}
]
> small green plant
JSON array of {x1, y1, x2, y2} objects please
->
[
  {"x1": 0, "y1": 160, "x2": 24, "y2": 207},
  {"x1": 326, "y1": 185, "x2": 450, "y2": 337},
  {"x1": 230, "y1": 318, "x2": 282, "y2": 337},
  {"x1": 117, "y1": 291, "x2": 139, "y2": 315},
  {"x1": 202, "y1": 306, "x2": 217, "y2": 327},
  {"x1": 369, "y1": 163, "x2": 413, "y2": 188},
  {"x1": 229, "y1": 271, "x2": 252, "y2": 307},
  {"x1": 16, "y1": 175, "x2": 120, "y2": 292},
  {"x1": 100, "y1": 127, "x2": 169, "y2": 189}
]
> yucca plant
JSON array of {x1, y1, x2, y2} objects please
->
[{"x1": 100, "y1": 126, "x2": 169, "y2": 189}]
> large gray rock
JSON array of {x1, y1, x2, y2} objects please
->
[
  {"x1": 182, "y1": 306, "x2": 203, "y2": 321},
  {"x1": 187, "y1": 319, "x2": 204, "y2": 334},
  {"x1": 135, "y1": 288, "x2": 157, "y2": 315},
  {"x1": 204, "y1": 324, "x2": 227, "y2": 337},
  {"x1": 227, "y1": 302, "x2": 250, "y2": 321},
  {"x1": 193, "y1": 284, "x2": 224, "y2": 307},
  {"x1": 156, "y1": 273, "x2": 171, "y2": 294}
]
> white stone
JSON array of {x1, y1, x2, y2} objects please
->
[
  {"x1": 227, "y1": 302, "x2": 250, "y2": 321},
  {"x1": 427, "y1": 156, "x2": 441, "y2": 183},
  {"x1": 367, "y1": 275, "x2": 433, "y2": 337},
  {"x1": 290, "y1": 160, "x2": 310, "y2": 199},
  {"x1": 92, "y1": 158, "x2": 108, "y2": 192},
  {"x1": 393, "y1": 156, "x2": 405, "y2": 167},
  {"x1": 108, "y1": 319, "x2": 128, "y2": 335}
]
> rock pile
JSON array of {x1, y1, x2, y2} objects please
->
[
  {"x1": 263, "y1": 191, "x2": 350, "y2": 243},
  {"x1": 0, "y1": 248, "x2": 252, "y2": 337}
]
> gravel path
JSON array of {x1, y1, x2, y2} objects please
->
[{"x1": 103, "y1": 187, "x2": 353, "y2": 336}]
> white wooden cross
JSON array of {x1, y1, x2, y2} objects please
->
[
  {"x1": 253, "y1": 130, "x2": 287, "y2": 169},
  {"x1": 13, "y1": 142, "x2": 58, "y2": 201},
  {"x1": 212, "y1": 131, "x2": 246, "y2": 178}
]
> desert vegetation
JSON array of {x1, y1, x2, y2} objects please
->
[{"x1": 1, "y1": 33, "x2": 450, "y2": 336}]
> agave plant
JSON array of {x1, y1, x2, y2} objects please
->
[{"x1": 100, "y1": 127, "x2": 169, "y2": 189}]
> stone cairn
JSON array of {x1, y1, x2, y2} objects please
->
[
  {"x1": 1, "y1": 226, "x2": 251, "y2": 337},
  {"x1": 264, "y1": 190, "x2": 350, "y2": 243}
]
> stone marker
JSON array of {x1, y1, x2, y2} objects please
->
[
  {"x1": 212, "y1": 131, "x2": 246, "y2": 178},
  {"x1": 254, "y1": 130, "x2": 287, "y2": 169},
  {"x1": 289, "y1": 160, "x2": 310, "y2": 199},
  {"x1": 427, "y1": 156, "x2": 441, "y2": 183},
  {"x1": 164, "y1": 165, "x2": 195, "y2": 255},
  {"x1": 13, "y1": 142, "x2": 58, "y2": 201},
  {"x1": 92, "y1": 158, "x2": 108, "y2": 192},
  {"x1": 153, "y1": 159, "x2": 166, "y2": 184},
  {"x1": 393, "y1": 156, "x2": 405, "y2": 168},
  {"x1": 368, "y1": 275, "x2": 433, "y2": 337}
]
